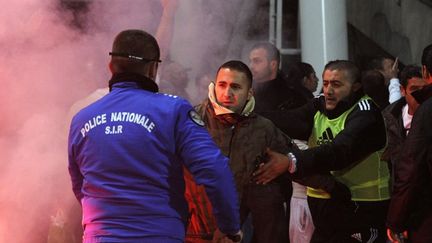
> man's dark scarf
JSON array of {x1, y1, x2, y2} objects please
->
[{"x1": 108, "y1": 72, "x2": 159, "y2": 93}]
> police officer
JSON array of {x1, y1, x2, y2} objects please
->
[{"x1": 68, "y1": 29, "x2": 242, "y2": 243}]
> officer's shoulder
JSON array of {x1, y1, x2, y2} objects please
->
[
  {"x1": 155, "y1": 92, "x2": 189, "y2": 104},
  {"x1": 157, "y1": 92, "x2": 181, "y2": 100}
]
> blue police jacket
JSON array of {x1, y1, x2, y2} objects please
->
[{"x1": 68, "y1": 80, "x2": 240, "y2": 242}]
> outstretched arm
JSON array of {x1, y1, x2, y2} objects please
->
[{"x1": 156, "y1": 0, "x2": 178, "y2": 61}]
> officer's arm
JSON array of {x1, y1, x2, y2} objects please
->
[
  {"x1": 67, "y1": 129, "x2": 84, "y2": 203},
  {"x1": 174, "y1": 100, "x2": 240, "y2": 235}
]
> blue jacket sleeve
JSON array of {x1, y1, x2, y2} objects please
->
[
  {"x1": 174, "y1": 100, "x2": 240, "y2": 235},
  {"x1": 67, "y1": 118, "x2": 84, "y2": 203}
]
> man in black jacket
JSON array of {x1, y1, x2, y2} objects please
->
[
  {"x1": 386, "y1": 44, "x2": 432, "y2": 243},
  {"x1": 254, "y1": 60, "x2": 390, "y2": 242},
  {"x1": 248, "y1": 42, "x2": 313, "y2": 242},
  {"x1": 248, "y1": 42, "x2": 312, "y2": 118},
  {"x1": 381, "y1": 65, "x2": 427, "y2": 187}
]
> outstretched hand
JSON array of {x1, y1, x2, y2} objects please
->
[
  {"x1": 160, "y1": 0, "x2": 179, "y2": 11},
  {"x1": 252, "y1": 148, "x2": 291, "y2": 185}
]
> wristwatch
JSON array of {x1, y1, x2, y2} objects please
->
[{"x1": 287, "y1": 152, "x2": 297, "y2": 173}]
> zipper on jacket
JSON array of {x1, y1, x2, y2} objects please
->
[{"x1": 227, "y1": 124, "x2": 237, "y2": 158}]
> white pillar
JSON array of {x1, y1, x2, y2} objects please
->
[{"x1": 299, "y1": 0, "x2": 348, "y2": 93}]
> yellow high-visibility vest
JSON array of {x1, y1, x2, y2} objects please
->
[{"x1": 307, "y1": 96, "x2": 390, "y2": 201}]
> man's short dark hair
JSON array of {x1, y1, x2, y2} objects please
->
[
  {"x1": 110, "y1": 29, "x2": 160, "y2": 74},
  {"x1": 217, "y1": 60, "x2": 253, "y2": 87},
  {"x1": 250, "y1": 42, "x2": 280, "y2": 65},
  {"x1": 324, "y1": 60, "x2": 360, "y2": 84},
  {"x1": 421, "y1": 44, "x2": 432, "y2": 75},
  {"x1": 399, "y1": 65, "x2": 422, "y2": 88},
  {"x1": 286, "y1": 62, "x2": 314, "y2": 85}
]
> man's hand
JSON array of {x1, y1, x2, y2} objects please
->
[
  {"x1": 390, "y1": 57, "x2": 399, "y2": 79},
  {"x1": 387, "y1": 228, "x2": 407, "y2": 243},
  {"x1": 160, "y1": 0, "x2": 179, "y2": 12},
  {"x1": 252, "y1": 148, "x2": 291, "y2": 185},
  {"x1": 213, "y1": 229, "x2": 242, "y2": 243}
]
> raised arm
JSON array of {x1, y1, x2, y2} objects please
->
[{"x1": 156, "y1": 0, "x2": 178, "y2": 61}]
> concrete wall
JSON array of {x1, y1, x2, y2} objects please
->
[{"x1": 347, "y1": 0, "x2": 432, "y2": 65}]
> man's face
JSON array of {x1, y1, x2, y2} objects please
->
[
  {"x1": 304, "y1": 72, "x2": 319, "y2": 93},
  {"x1": 322, "y1": 69, "x2": 355, "y2": 110},
  {"x1": 401, "y1": 77, "x2": 429, "y2": 114},
  {"x1": 248, "y1": 48, "x2": 273, "y2": 83},
  {"x1": 215, "y1": 68, "x2": 252, "y2": 114}
]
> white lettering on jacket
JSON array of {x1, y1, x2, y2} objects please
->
[
  {"x1": 79, "y1": 112, "x2": 156, "y2": 138},
  {"x1": 80, "y1": 114, "x2": 107, "y2": 138}
]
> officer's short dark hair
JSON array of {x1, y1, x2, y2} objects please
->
[
  {"x1": 217, "y1": 60, "x2": 253, "y2": 87},
  {"x1": 421, "y1": 44, "x2": 432, "y2": 75},
  {"x1": 250, "y1": 42, "x2": 280, "y2": 65},
  {"x1": 110, "y1": 29, "x2": 160, "y2": 74},
  {"x1": 324, "y1": 60, "x2": 360, "y2": 84},
  {"x1": 399, "y1": 65, "x2": 422, "y2": 88}
]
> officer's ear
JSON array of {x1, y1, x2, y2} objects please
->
[
  {"x1": 147, "y1": 62, "x2": 159, "y2": 81},
  {"x1": 109, "y1": 61, "x2": 114, "y2": 74}
]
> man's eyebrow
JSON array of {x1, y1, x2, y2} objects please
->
[{"x1": 323, "y1": 79, "x2": 342, "y2": 83}]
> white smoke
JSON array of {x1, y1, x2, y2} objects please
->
[{"x1": 0, "y1": 0, "x2": 263, "y2": 242}]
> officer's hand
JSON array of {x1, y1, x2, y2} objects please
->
[
  {"x1": 252, "y1": 148, "x2": 291, "y2": 185},
  {"x1": 213, "y1": 229, "x2": 242, "y2": 243},
  {"x1": 387, "y1": 228, "x2": 407, "y2": 243}
]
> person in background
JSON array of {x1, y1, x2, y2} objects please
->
[
  {"x1": 386, "y1": 44, "x2": 432, "y2": 243},
  {"x1": 248, "y1": 44, "x2": 314, "y2": 241},
  {"x1": 185, "y1": 60, "x2": 296, "y2": 243},
  {"x1": 282, "y1": 61, "x2": 318, "y2": 243},
  {"x1": 68, "y1": 29, "x2": 242, "y2": 243},
  {"x1": 368, "y1": 56, "x2": 401, "y2": 104},
  {"x1": 361, "y1": 70, "x2": 389, "y2": 110},
  {"x1": 249, "y1": 42, "x2": 311, "y2": 113},
  {"x1": 190, "y1": 71, "x2": 213, "y2": 105},
  {"x1": 159, "y1": 60, "x2": 192, "y2": 100},
  {"x1": 278, "y1": 62, "x2": 318, "y2": 109},
  {"x1": 381, "y1": 65, "x2": 428, "y2": 188}
]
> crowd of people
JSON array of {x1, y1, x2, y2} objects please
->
[{"x1": 66, "y1": 7, "x2": 432, "y2": 243}]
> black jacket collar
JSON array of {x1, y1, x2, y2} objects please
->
[
  {"x1": 108, "y1": 72, "x2": 159, "y2": 92},
  {"x1": 319, "y1": 90, "x2": 364, "y2": 119}
]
